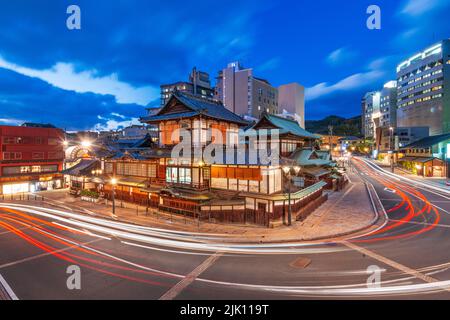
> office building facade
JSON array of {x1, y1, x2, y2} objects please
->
[
  {"x1": 361, "y1": 91, "x2": 380, "y2": 139},
  {"x1": 379, "y1": 81, "x2": 398, "y2": 129},
  {"x1": 160, "y1": 67, "x2": 214, "y2": 107},
  {"x1": 215, "y1": 62, "x2": 278, "y2": 118},
  {"x1": 278, "y1": 83, "x2": 305, "y2": 128},
  {"x1": 396, "y1": 40, "x2": 450, "y2": 136}
]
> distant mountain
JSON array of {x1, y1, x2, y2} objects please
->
[{"x1": 305, "y1": 115, "x2": 362, "y2": 137}]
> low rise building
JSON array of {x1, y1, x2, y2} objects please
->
[
  {"x1": 398, "y1": 132, "x2": 450, "y2": 177},
  {"x1": 0, "y1": 123, "x2": 65, "y2": 195},
  {"x1": 67, "y1": 92, "x2": 339, "y2": 227}
]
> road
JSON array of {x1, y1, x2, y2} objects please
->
[{"x1": 0, "y1": 157, "x2": 450, "y2": 300}]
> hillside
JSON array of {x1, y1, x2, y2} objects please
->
[{"x1": 305, "y1": 115, "x2": 362, "y2": 137}]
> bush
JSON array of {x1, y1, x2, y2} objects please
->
[{"x1": 80, "y1": 190, "x2": 100, "y2": 199}]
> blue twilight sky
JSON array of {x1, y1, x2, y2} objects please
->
[{"x1": 0, "y1": 0, "x2": 449, "y2": 131}]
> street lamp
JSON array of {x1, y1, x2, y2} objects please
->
[
  {"x1": 282, "y1": 165, "x2": 301, "y2": 226},
  {"x1": 81, "y1": 140, "x2": 92, "y2": 148},
  {"x1": 389, "y1": 127, "x2": 394, "y2": 173},
  {"x1": 111, "y1": 178, "x2": 118, "y2": 215}
]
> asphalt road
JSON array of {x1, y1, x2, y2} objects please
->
[{"x1": 0, "y1": 157, "x2": 450, "y2": 300}]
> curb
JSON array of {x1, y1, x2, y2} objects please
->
[{"x1": 3, "y1": 179, "x2": 385, "y2": 245}]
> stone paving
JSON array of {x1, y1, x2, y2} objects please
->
[{"x1": 2, "y1": 171, "x2": 379, "y2": 243}]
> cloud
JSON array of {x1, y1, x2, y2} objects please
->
[
  {"x1": 93, "y1": 117, "x2": 141, "y2": 131},
  {"x1": 400, "y1": 0, "x2": 448, "y2": 16},
  {"x1": 326, "y1": 47, "x2": 357, "y2": 65},
  {"x1": 0, "y1": 67, "x2": 146, "y2": 131},
  {"x1": 0, "y1": 118, "x2": 24, "y2": 126},
  {"x1": 0, "y1": 56, "x2": 159, "y2": 106},
  {"x1": 305, "y1": 61, "x2": 386, "y2": 101},
  {"x1": 256, "y1": 57, "x2": 281, "y2": 72},
  {"x1": 111, "y1": 113, "x2": 126, "y2": 119},
  {"x1": 394, "y1": 0, "x2": 450, "y2": 52}
]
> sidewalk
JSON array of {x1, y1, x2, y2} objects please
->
[{"x1": 4, "y1": 173, "x2": 380, "y2": 243}]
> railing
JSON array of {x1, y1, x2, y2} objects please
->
[
  {"x1": 0, "y1": 193, "x2": 45, "y2": 202},
  {"x1": 166, "y1": 181, "x2": 210, "y2": 190}
]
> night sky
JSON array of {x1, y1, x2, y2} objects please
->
[{"x1": 0, "y1": 0, "x2": 449, "y2": 131}]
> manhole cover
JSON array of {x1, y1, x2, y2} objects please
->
[{"x1": 290, "y1": 257, "x2": 311, "y2": 269}]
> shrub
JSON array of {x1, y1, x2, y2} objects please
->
[{"x1": 80, "y1": 190, "x2": 100, "y2": 199}]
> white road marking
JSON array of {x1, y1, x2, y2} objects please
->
[
  {"x1": 0, "y1": 239, "x2": 102, "y2": 270},
  {"x1": 51, "y1": 222, "x2": 112, "y2": 240},
  {"x1": 121, "y1": 241, "x2": 211, "y2": 256},
  {"x1": 342, "y1": 241, "x2": 450, "y2": 292},
  {"x1": 159, "y1": 252, "x2": 223, "y2": 300},
  {"x1": 0, "y1": 274, "x2": 19, "y2": 300},
  {"x1": 357, "y1": 159, "x2": 450, "y2": 215},
  {"x1": 389, "y1": 219, "x2": 450, "y2": 229}
]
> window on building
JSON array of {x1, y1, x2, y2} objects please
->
[
  {"x1": 32, "y1": 152, "x2": 44, "y2": 160},
  {"x1": 2, "y1": 137, "x2": 16, "y2": 144},
  {"x1": 48, "y1": 138, "x2": 59, "y2": 145},
  {"x1": 2, "y1": 152, "x2": 22, "y2": 160},
  {"x1": 178, "y1": 168, "x2": 192, "y2": 184}
]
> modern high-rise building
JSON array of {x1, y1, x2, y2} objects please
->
[
  {"x1": 215, "y1": 62, "x2": 278, "y2": 118},
  {"x1": 379, "y1": 81, "x2": 398, "y2": 129},
  {"x1": 160, "y1": 67, "x2": 214, "y2": 107},
  {"x1": 361, "y1": 91, "x2": 380, "y2": 138},
  {"x1": 277, "y1": 83, "x2": 305, "y2": 128},
  {"x1": 396, "y1": 39, "x2": 450, "y2": 136}
]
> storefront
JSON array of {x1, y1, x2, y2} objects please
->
[
  {"x1": 1, "y1": 176, "x2": 63, "y2": 195},
  {"x1": 398, "y1": 157, "x2": 444, "y2": 177}
]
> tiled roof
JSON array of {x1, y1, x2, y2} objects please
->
[
  {"x1": 250, "y1": 114, "x2": 320, "y2": 139},
  {"x1": 339, "y1": 136, "x2": 361, "y2": 141},
  {"x1": 61, "y1": 159, "x2": 99, "y2": 176},
  {"x1": 141, "y1": 92, "x2": 249, "y2": 125},
  {"x1": 402, "y1": 133, "x2": 450, "y2": 149},
  {"x1": 288, "y1": 148, "x2": 333, "y2": 166}
]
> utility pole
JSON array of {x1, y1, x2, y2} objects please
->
[
  {"x1": 389, "y1": 127, "x2": 394, "y2": 173},
  {"x1": 328, "y1": 125, "x2": 333, "y2": 154}
]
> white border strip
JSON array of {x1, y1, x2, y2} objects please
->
[{"x1": 0, "y1": 274, "x2": 19, "y2": 300}]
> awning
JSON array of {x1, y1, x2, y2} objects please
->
[
  {"x1": 140, "y1": 185, "x2": 164, "y2": 193},
  {"x1": 398, "y1": 156, "x2": 416, "y2": 162},
  {"x1": 398, "y1": 156, "x2": 438, "y2": 164},
  {"x1": 160, "y1": 188, "x2": 212, "y2": 201},
  {"x1": 115, "y1": 176, "x2": 148, "y2": 188},
  {"x1": 412, "y1": 157, "x2": 437, "y2": 163},
  {"x1": 302, "y1": 167, "x2": 330, "y2": 178}
]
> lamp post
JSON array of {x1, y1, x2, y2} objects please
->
[
  {"x1": 389, "y1": 127, "x2": 394, "y2": 173},
  {"x1": 111, "y1": 178, "x2": 117, "y2": 215},
  {"x1": 282, "y1": 165, "x2": 301, "y2": 226}
]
